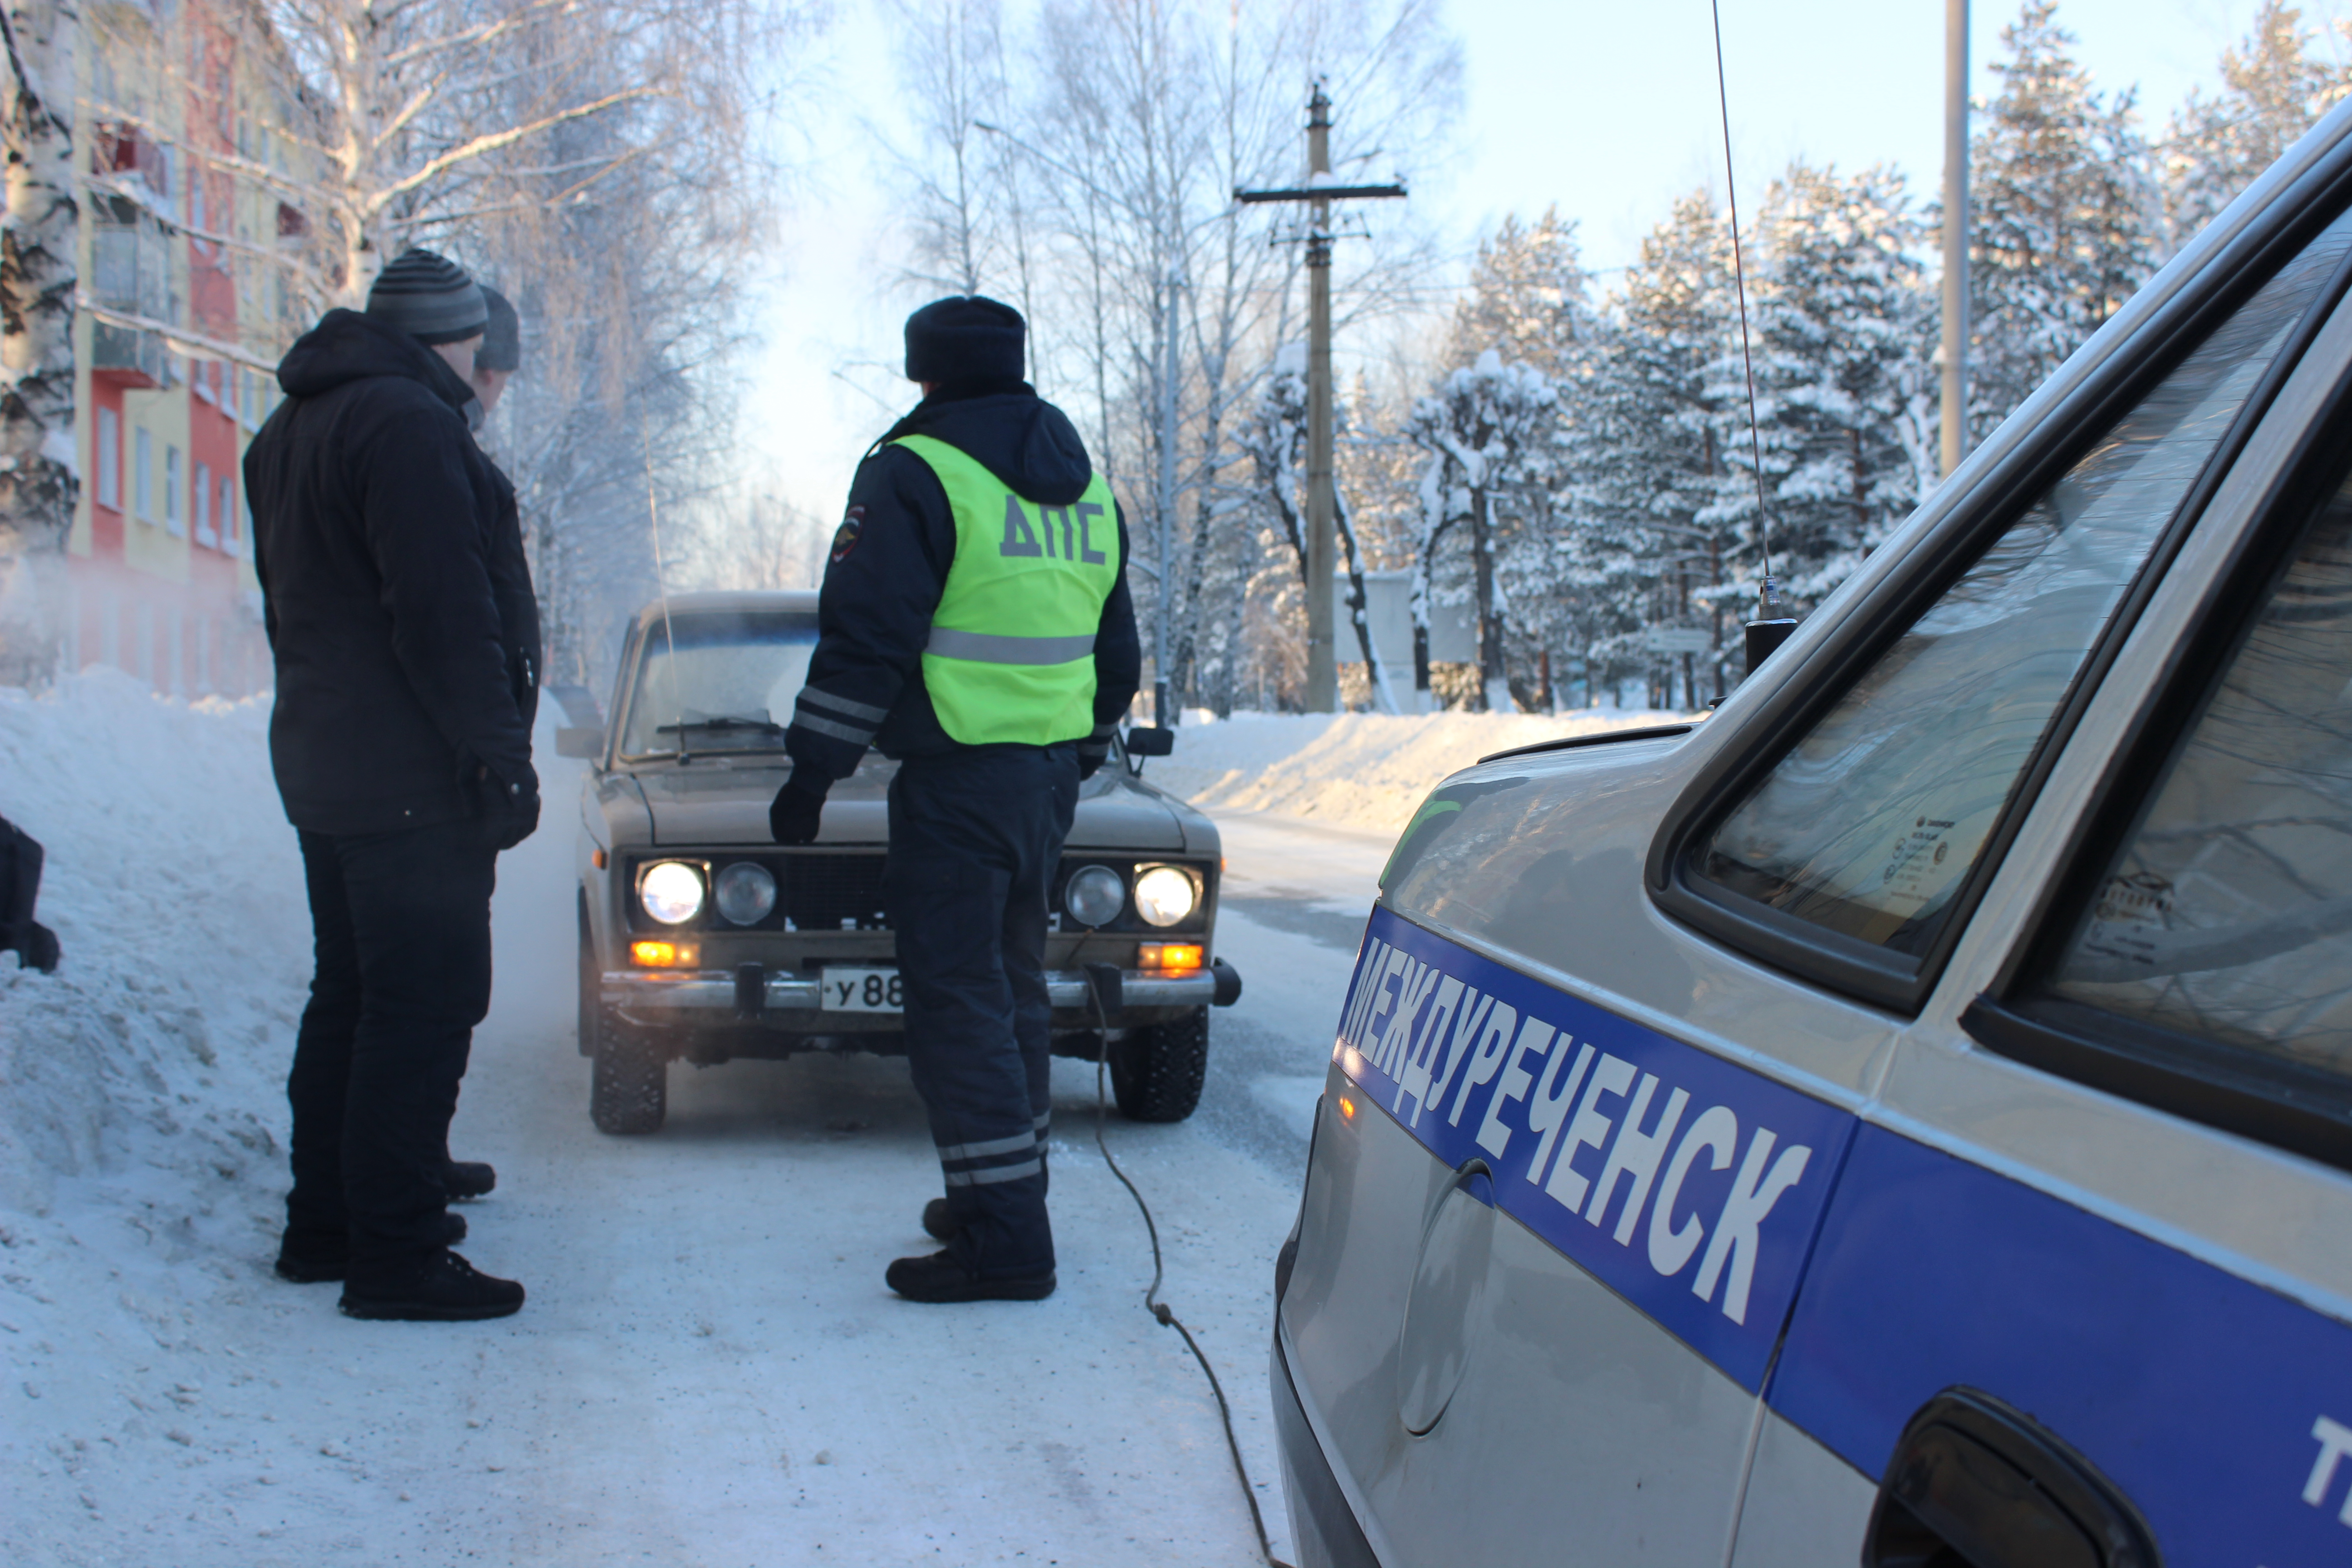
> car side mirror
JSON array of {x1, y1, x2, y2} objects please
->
[
  {"x1": 1125, "y1": 725, "x2": 1176, "y2": 758},
  {"x1": 556, "y1": 726, "x2": 603, "y2": 760}
]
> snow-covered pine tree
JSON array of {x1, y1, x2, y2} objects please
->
[
  {"x1": 1445, "y1": 206, "x2": 1597, "y2": 381},
  {"x1": 1443, "y1": 207, "x2": 1599, "y2": 708},
  {"x1": 1712, "y1": 162, "x2": 1935, "y2": 612},
  {"x1": 1574, "y1": 191, "x2": 1735, "y2": 706},
  {"x1": 1404, "y1": 350, "x2": 1562, "y2": 712},
  {"x1": 2164, "y1": 1, "x2": 2352, "y2": 249},
  {"x1": 1966, "y1": 0, "x2": 2159, "y2": 442}
]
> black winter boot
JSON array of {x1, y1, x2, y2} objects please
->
[
  {"x1": 885, "y1": 1250, "x2": 1054, "y2": 1303},
  {"x1": 339, "y1": 1251, "x2": 524, "y2": 1321},
  {"x1": 443, "y1": 1161, "x2": 496, "y2": 1201},
  {"x1": 276, "y1": 1211, "x2": 466, "y2": 1284},
  {"x1": 921, "y1": 1197, "x2": 960, "y2": 1242}
]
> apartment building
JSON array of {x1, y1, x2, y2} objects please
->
[{"x1": 65, "y1": 0, "x2": 319, "y2": 699}]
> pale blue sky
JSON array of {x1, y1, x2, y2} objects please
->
[{"x1": 736, "y1": 0, "x2": 2345, "y2": 525}]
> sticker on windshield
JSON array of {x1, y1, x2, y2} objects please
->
[{"x1": 1331, "y1": 906, "x2": 1855, "y2": 1392}]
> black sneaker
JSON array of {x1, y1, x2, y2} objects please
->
[
  {"x1": 885, "y1": 1250, "x2": 1054, "y2": 1303},
  {"x1": 276, "y1": 1212, "x2": 466, "y2": 1284},
  {"x1": 341, "y1": 1250, "x2": 524, "y2": 1321},
  {"x1": 443, "y1": 1161, "x2": 497, "y2": 1201},
  {"x1": 921, "y1": 1197, "x2": 960, "y2": 1242}
]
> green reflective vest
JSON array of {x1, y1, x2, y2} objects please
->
[{"x1": 892, "y1": 432, "x2": 1121, "y2": 747}]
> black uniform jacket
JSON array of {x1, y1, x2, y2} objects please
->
[
  {"x1": 785, "y1": 385, "x2": 1143, "y2": 789},
  {"x1": 246, "y1": 309, "x2": 537, "y2": 835}
]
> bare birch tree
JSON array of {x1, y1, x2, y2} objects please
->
[{"x1": 0, "y1": 0, "x2": 76, "y2": 685}]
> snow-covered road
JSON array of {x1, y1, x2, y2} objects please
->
[{"x1": 5, "y1": 705, "x2": 1390, "y2": 1565}]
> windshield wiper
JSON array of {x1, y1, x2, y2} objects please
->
[
  {"x1": 656, "y1": 715, "x2": 787, "y2": 735},
  {"x1": 651, "y1": 715, "x2": 788, "y2": 764}
]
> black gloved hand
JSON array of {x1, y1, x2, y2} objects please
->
[
  {"x1": 769, "y1": 781, "x2": 827, "y2": 846},
  {"x1": 470, "y1": 756, "x2": 541, "y2": 852},
  {"x1": 1076, "y1": 729, "x2": 1112, "y2": 781}
]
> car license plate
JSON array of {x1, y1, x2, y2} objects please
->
[{"x1": 820, "y1": 966, "x2": 903, "y2": 1013}]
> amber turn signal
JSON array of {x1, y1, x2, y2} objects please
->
[
  {"x1": 592, "y1": 848, "x2": 609, "y2": 870},
  {"x1": 630, "y1": 939, "x2": 699, "y2": 968},
  {"x1": 1138, "y1": 941, "x2": 1204, "y2": 971}
]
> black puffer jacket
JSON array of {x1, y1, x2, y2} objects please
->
[
  {"x1": 246, "y1": 309, "x2": 536, "y2": 835},
  {"x1": 784, "y1": 385, "x2": 1142, "y2": 788}
]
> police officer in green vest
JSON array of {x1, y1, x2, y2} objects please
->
[{"x1": 772, "y1": 296, "x2": 1140, "y2": 1302}]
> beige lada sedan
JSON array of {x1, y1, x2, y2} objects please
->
[{"x1": 554, "y1": 590, "x2": 1240, "y2": 1135}]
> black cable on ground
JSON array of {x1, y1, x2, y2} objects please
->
[{"x1": 1085, "y1": 968, "x2": 1293, "y2": 1568}]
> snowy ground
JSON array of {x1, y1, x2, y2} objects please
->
[
  {"x1": 0, "y1": 682, "x2": 1666, "y2": 1564},
  {"x1": 1147, "y1": 707, "x2": 1691, "y2": 836}
]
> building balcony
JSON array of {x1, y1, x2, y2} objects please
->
[
  {"x1": 91, "y1": 319, "x2": 165, "y2": 387},
  {"x1": 88, "y1": 218, "x2": 172, "y2": 388}
]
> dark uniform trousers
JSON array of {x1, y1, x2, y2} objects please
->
[
  {"x1": 885, "y1": 744, "x2": 1080, "y2": 1279},
  {"x1": 284, "y1": 819, "x2": 497, "y2": 1279}
]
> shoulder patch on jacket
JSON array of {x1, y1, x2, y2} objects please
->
[{"x1": 830, "y1": 506, "x2": 864, "y2": 563}]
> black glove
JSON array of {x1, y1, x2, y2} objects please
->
[
  {"x1": 1076, "y1": 728, "x2": 1112, "y2": 780},
  {"x1": 468, "y1": 756, "x2": 541, "y2": 852},
  {"x1": 769, "y1": 781, "x2": 827, "y2": 846}
]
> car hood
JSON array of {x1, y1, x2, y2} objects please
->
[{"x1": 617, "y1": 755, "x2": 1196, "y2": 851}]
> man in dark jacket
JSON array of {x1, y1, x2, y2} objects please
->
[
  {"x1": 245, "y1": 248, "x2": 536, "y2": 1322},
  {"x1": 773, "y1": 296, "x2": 1140, "y2": 1302}
]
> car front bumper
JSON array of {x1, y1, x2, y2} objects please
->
[{"x1": 603, "y1": 960, "x2": 1240, "y2": 1028}]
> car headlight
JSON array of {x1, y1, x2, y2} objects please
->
[
  {"x1": 1063, "y1": 863, "x2": 1125, "y2": 928},
  {"x1": 1133, "y1": 866, "x2": 1197, "y2": 928},
  {"x1": 714, "y1": 862, "x2": 778, "y2": 926},
  {"x1": 639, "y1": 861, "x2": 706, "y2": 925}
]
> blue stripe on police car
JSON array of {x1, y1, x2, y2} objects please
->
[{"x1": 1333, "y1": 906, "x2": 1856, "y2": 1393}]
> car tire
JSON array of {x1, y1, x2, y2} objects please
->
[
  {"x1": 582, "y1": 904, "x2": 667, "y2": 1135},
  {"x1": 1109, "y1": 1006, "x2": 1210, "y2": 1123}
]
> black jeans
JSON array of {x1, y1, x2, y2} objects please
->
[
  {"x1": 284, "y1": 818, "x2": 498, "y2": 1280},
  {"x1": 886, "y1": 745, "x2": 1078, "y2": 1279}
]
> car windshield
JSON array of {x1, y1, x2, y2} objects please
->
[{"x1": 617, "y1": 610, "x2": 816, "y2": 758}]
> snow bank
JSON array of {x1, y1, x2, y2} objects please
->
[
  {"x1": 0, "y1": 670, "x2": 309, "y2": 1218},
  {"x1": 1149, "y1": 707, "x2": 1695, "y2": 836}
]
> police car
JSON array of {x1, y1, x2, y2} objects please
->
[{"x1": 1271, "y1": 109, "x2": 2352, "y2": 1566}]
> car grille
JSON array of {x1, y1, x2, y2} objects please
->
[{"x1": 781, "y1": 853, "x2": 889, "y2": 931}]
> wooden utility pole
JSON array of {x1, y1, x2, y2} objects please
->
[
  {"x1": 1305, "y1": 91, "x2": 1335, "y2": 712},
  {"x1": 1236, "y1": 81, "x2": 1402, "y2": 714},
  {"x1": 1941, "y1": 0, "x2": 1970, "y2": 480}
]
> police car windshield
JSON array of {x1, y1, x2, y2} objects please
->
[{"x1": 618, "y1": 612, "x2": 816, "y2": 758}]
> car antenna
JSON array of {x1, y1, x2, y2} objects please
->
[
  {"x1": 641, "y1": 424, "x2": 685, "y2": 761},
  {"x1": 1710, "y1": 0, "x2": 1797, "y2": 677}
]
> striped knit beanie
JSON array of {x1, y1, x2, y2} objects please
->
[{"x1": 366, "y1": 248, "x2": 489, "y2": 345}]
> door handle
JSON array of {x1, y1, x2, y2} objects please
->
[{"x1": 1862, "y1": 1389, "x2": 2160, "y2": 1568}]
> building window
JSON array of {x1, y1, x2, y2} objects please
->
[
  {"x1": 218, "y1": 474, "x2": 235, "y2": 549},
  {"x1": 134, "y1": 427, "x2": 153, "y2": 521},
  {"x1": 195, "y1": 460, "x2": 215, "y2": 545},
  {"x1": 95, "y1": 407, "x2": 120, "y2": 511},
  {"x1": 165, "y1": 446, "x2": 183, "y2": 536}
]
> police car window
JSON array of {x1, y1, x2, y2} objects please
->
[
  {"x1": 1693, "y1": 207, "x2": 2352, "y2": 959},
  {"x1": 2048, "y1": 466, "x2": 2352, "y2": 1070},
  {"x1": 617, "y1": 612, "x2": 818, "y2": 756}
]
